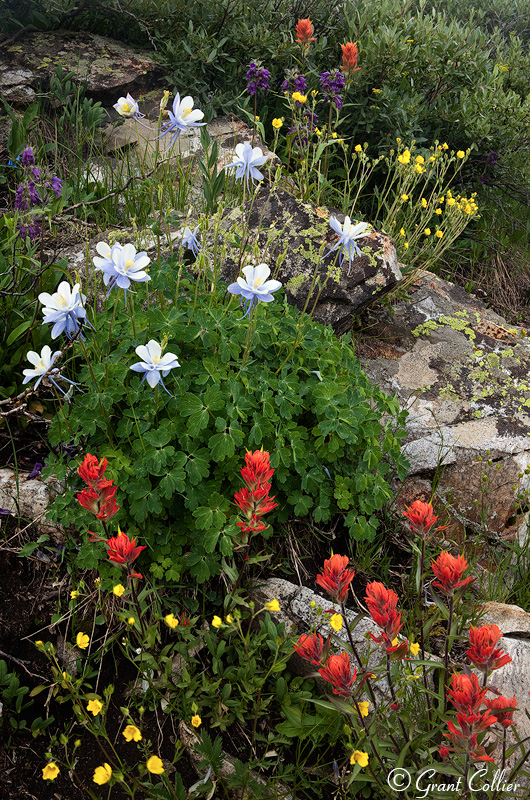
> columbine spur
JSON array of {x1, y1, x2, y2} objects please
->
[
  {"x1": 38, "y1": 280, "x2": 88, "y2": 339},
  {"x1": 158, "y1": 93, "x2": 205, "y2": 149},
  {"x1": 94, "y1": 242, "x2": 150, "y2": 302},
  {"x1": 22, "y1": 345, "x2": 76, "y2": 396},
  {"x1": 178, "y1": 226, "x2": 210, "y2": 259},
  {"x1": 227, "y1": 263, "x2": 282, "y2": 318},
  {"x1": 130, "y1": 340, "x2": 180, "y2": 393},
  {"x1": 225, "y1": 143, "x2": 268, "y2": 189},
  {"x1": 322, "y1": 216, "x2": 370, "y2": 275}
]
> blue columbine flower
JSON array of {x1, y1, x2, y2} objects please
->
[
  {"x1": 322, "y1": 216, "x2": 370, "y2": 275},
  {"x1": 22, "y1": 345, "x2": 77, "y2": 397},
  {"x1": 93, "y1": 242, "x2": 150, "y2": 303},
  {"x1": 178, "y1": 226, "x2": 210, "y2": 259},
  {"x1": 225, "y1": 143, "x2": 268, "y2": 189},
  {"x1": 227, "y1": 263, "x2": 282, "y2": 318},
  {"x1": 38, "y1": 281, "x2": 88, "y2": 339},
  {"x1": 158, "y1": 93, "x2": 205, "y2": 150},
  {"x1": 130, "y1": 340, "x2": 180, "y2": 393}
]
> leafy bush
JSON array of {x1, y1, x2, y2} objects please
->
[{"x1": 43, "y1": 250, "x2": 408, "y2": 584}]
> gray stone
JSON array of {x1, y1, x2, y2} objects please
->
[
  {"x1": 0, "y1": 31, "x2": 163, "y2": 107},
  {"x1": 358, "y1": 271, "x2": 530, "y2": 543},
  {"x1": 0, "y1": 467, "x2": 62, "y2": 529},
  {"x1": 219, "y1": 186, "x2": 401, "y2": 332}
]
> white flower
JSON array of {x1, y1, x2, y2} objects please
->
[
  {"x1": 322, "y1": 216, "x2": 370, "y2": 275},
  {"x1": 130, "y1": 340, "x2": 181, "y2": 392},
  {"x1": 225, "y1": 143, "x2": 268, "y2": 188},
  {"x1": 113, "y1": 93, "x2": 142, "y2": 118},
  {"x1": 95, "y1": 243, "x2": 150, "y2": 301},
  {"x1": 177, "y1": 226, "x2": 209, "y2": 259},
  {"x1": 158, "y1": 93, "x2": 205, "y2": 148},
  {"x1": 38, "y1": 281, "x2": 87, "y2": 339},
  {"x1": 22, "y1": 345, "x2": 76, "y2": 397},
  {"x1": 227, "y1": 263, "x2": 282, "y2": 317}
]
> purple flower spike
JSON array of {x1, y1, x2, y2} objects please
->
[
  {"x1": 245, "y1": 62, "x2": 271, "y2": 96},
  {"x1": 21, "y1": 147, "x2": 35, "y2": 167}
]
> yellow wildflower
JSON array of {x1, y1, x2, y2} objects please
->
[
  {"x1": 435, "y1": 208, "x2": 442, "y2": 214},
  {"x1": 146, "y1": 756, "x2": 165, "y2": 775},
  {"x1": 272, "y1": 118, "x2": 283, "y2": 130},
  {"x1": 398, "y1": 149, "x2": 411, "y2": 165},
  {"x1": 456, "y1": 150, "x2": 465, "y2": 158},
  {"x1": 424, "y1": 228, "x2": 431, "y2": 236},
  {"x1": 292, "y1": 91, "x2": 307, "y2": 104},
  {"x1": 357, "y1": 701, "x2": 370, "y2": 717},
  {"x1": 42, "y1": 763, "x2": 60, "y2": 781},
  {"x1": 311, "y1": 89, "x2": 318, "y2": 97},
  {"x1": 401, "y1": 194, "x2": 409, "y2": 202},
  {"x1": 391, "y1": 637, "x2": 399, "y2": 647},
  {"x1": 165, "y1": 613, "x2": 179, "y2": 629},
  {"x1": 400, "y1": 228, "x2": 405, "y2": 237},
  {"x1": 436, "y1": 230, "x2": 444, "y2": 238},
  {"x1": 127, "y1": 617, "x2": 135, "y2": 626},
  {"x1": 404, "y1": 242, "x2": 409, "y2": 249},
  {"x1": 410, "y1": 642, "x2": 420, "y2": 655},
  {"x1": 225, "y1": 614, "x2": 233, "y2": 623},
  {"x1": 350, "y1": 750, "x2": 369, "y2": 768},
  {"x1": 123, "y1": 724, "x2": 142, "y2": 742},
  {"x1": 93, "y1": 764, "x2": 112, "y2": 785},
  {"x1": 443, "y1": 142, "x2": 449, "y2": 149},
  {"x1": 372, "y1": 88, "x2": 381, "y2": 94},
  {"x1": 70, "y1": 590, "x2": 79, "y2": 599},
  {"x1": 355, "y1": 144, "x2": 362, "y2": 152},
  {"x1": 211, "y1": 615, "x2": 223, "y2": 628},
  {"x1": 447, "y1": 198, "x2": 456, "y2": 206},
  {"x1": 113, "y1": 584, "x2": 125, "y2": 597},
  {"x1": 191, "y1": 714, "x2": 202, "y2": 728},
  {"x1": 87, "y1": 699, "x2": 103, "y2": 716},
  {"x1": 421, "y1": 198, "x2": 427, "y2": 208},
  {"x1": 332, "y1": 132, "x2": 338, "y2": 139},
  {"x1": 415, "y1": 163, "x2": 425, "y2": 173},
  {"x1": 76, "y1": 632, "x2": 89, "y2": 650},
  {"x1": 315, "y1": 128, "x2": 322, "y2": 135},
  {"x1": 415, "y1": 155, "x2": 424, "y2": 164},
  {"x1": 254, "y1": 115, "x2": 260, "y2": 121},
  {"x1": 266, "y1": 599, "x2": 280, "y2": 612},
  {"x1": 329, "y1": 613, "x2": 343, "y2": 632}
]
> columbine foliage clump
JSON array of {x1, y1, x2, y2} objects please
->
[{"x1": 43, "y1": 249, "x2": 407, "y2": 583}]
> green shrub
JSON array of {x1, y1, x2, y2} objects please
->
[{"x1": 43, "y1": 251, "x2": 408, "y2": 584}]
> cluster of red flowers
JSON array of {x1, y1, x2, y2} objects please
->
[
  {"x1": 431, "y1": 550, "x2": 475, "y2": 597},
  {"x1": 365, "y1": 581, "x2": 408, "y2": 658},
  {"x1": 340, "y1": 42, "x2": 360, "y2": 75},
  {"x1": 316, "y1": 554, "x2": 355, "y2": 602},
  {"x1": 295, "y1": 18, "x2": 316, "y2": 47},
  {"x1": 233, "y1": 450, "x2": 277, "y2": 539},
  {"x1": 441, "y1": 671, "x2": 516, "y2": 763},
  {"x1": 467, "y1": 624, "x2": 512, "y2": 675},
  {"x1": 403, "y1": 499, "x2": 446, "y2": 538},
  {"x1": 106, "y1": 529, "x2": 146, "y2": 580},
  {"x1": 77, "y1": 454, "x2": 119, "y2": 521}
]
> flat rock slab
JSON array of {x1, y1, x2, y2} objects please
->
[
  {"x1": 1, "y1": 31, "x2": 163, "y2": 106},
  {"x1": 358, "y1": 272, "x2": 530, "y2": 542},
  {"x1": 219, "y1": 186, "x2": 401, "y2": 332}
]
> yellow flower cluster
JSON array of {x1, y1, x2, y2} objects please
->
[{"x1": 292, "y1": 91, "x2": 307, "y2": 104}]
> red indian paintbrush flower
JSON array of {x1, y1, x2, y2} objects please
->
[
  {"x1": 467, "y1": 624, "x2": 512, "y2": 673},
  {"x1": 365, "y1": 581, "x2": 403, "y2": 642},
  {"x1": 78, "y1": 453, "x2": 108, "y2": 488},
  {"x1": 294, "y1": 632, "x2": 327, "y2": 665},
  {"x1": 403, "y1": 500, "x2": 441, "y2": 536},
  {"x1": 443, "y1": 711, "x2": 497, "y2": 763},
  {"x1": 77, "y1": 480, "x2": 119, "y2": 521},
  {"x1": 483, "y1": 695, "x2": 517, "y2": 728},
  {"x1": 316, "y1": 554, "x2": 355, "y2": 602},
  {"x1": 240, "y1": 450, "x2": 274, "y2": 489},
  {"x1": 318, "y1": 651, "x2": 357, "y2": 695},
  {"x1": 447, "y1": 672, "x2": 488, "y2": 714},
  {"x1": 340, "y1": 42, "x2": 361, "y2": 74},
  {"x1": 106, "y1": 530, "x2": 146, "y2": 578},
  {"x1": 431, "y1": 550, "x2": 475, "y2": 597},
  {"x1": 296, "y1": 18, "x2": 316, "y2": 47}
]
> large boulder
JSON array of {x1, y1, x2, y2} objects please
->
[
  {"x1": 219, "y1": 186, "x2": 402, "y2": 332},
  {"x1": 358, "y1": 271, "x2": 530, "y2": 543},
  {"x1": 0, "y1": 31, "x2": 163, "y2": 107}
]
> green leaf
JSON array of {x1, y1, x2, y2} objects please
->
[{"x1": 7, "y1": 320, "x2": 32, "y2": 346}]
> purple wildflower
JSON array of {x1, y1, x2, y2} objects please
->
[
  {"x1": 0, "y1": 508, "x2": 13, "y2": 517},
  {"x1": 281, "y1": 69, "x2": 307, "y2": 95},
  {"x1": 21, "y1": 147, "x2": 35, "y2": 167},
  {"x1": 14, "y1": 186, "x2": 28, "y2": 211},
  {"x1": 50, "y1": 177, "x2": 63, "y2": 198},
  {"x1": 32, "y1": 167, "x2": 41, "y2": 179},
  {"x1": 18, "y1": 223, "x2": 42, "y2": 241},
  {"x1": 245, "y1": 62, "x2": 271, "y2": 96},
  {"x1": 320, "y1": 70, "x2": 346, "y2": 108},
  {"x1": 28, "y1": 181, "x2": 41, "y2": 205},
  {"x1": 27, "y1": 462, "x2": 44, "y2": 479}
]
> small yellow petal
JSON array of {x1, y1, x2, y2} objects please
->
[
  {"x1": 265, "y1": 599, "x2": 280, "y2": 612},
  {"x1": 329, "y1": 613, "x2": 343, "y2": 632},
  {"x1": 146, "y1": 755, "x2": 165, "y2": 775},
  {"x1": 191, "y1": 714, "x2": 202, "y2": 728}
]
